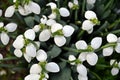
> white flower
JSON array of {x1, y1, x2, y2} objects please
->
[
  {"x1": 110, "y1": 59, "x2": 120, "y2": 76},
  {"x1": 48, "y1": 13, "x2": 57, "y2": 19},
  {"x1": 68, "y1": 2, "x2": 74, "y2": 9},
  {"x1": 39, "y1": 29, "x2": 51, "y2": 42},
  {"x1": 68, "y1": 0, "x2": 79, "y2": 9},
  {"x1": 24, "y1": 29, "x2": 35, "y2": 41},
  {"x1": 5, "y1": 5, "x2": 15, "y2": 17},
  {"x1": 30, "y1": 64, "x2": 42, "y2": 74},
  {"x1": 45, "y1": 62, "x2": 60, "y2": 72},
  {"x1": 51, "y1": 23, "x2": 63, "y2": 33},
  {"x1": 59, "y1": 8, "x2": 70, "y2": 17},
  {"x1": 0, "y1": 53, "x2": 3, "y2": 60},
  {"x1": 0, "y1": 9, "x2": 2, "y2": 17},
  {"x1": 103, "y1": 33, "x2": 120, "y2": 56},
  {"x1": 46, "y1": 19, "x2": 56, "y2": 26},
  {"x1": 76, "y1": 37, "x2": 102, "y2": 66},
  {"x1": 36, "y1": 49, "x2": 47, "y2": 62},
  {"x1": 82, "y1": 10, "x2": 99, "y2": 34},
  {"x1": 40, "y1": 15, "x2": 47, "y2": 24},
  {"x1": 13, "y1": 35, "x2": 24, "y2": 49}
]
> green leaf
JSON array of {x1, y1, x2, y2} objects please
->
[
  {"x1": 24, "y1": 16, "x2": 34, "y2": 28},
  {"x1": 101, "y1": 10, "x2": 111, "y2": 19},
  {"x1": 47, "y1": 45, "x2": 62, "y2": 59},
  {"x1": 49, "y1": 67, "x2": 71, "y2": 80}
]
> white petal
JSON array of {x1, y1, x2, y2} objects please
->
[
  {"x1": 78, "y1": 52, "x2": 88, "y2": 62},
  {"x1": 24, "y1": 29, "x2": 35, "y2": 40},
  {"x1": 82, "y1": 20, "x2": 94, "y2": 31},
  {"x1": 51, "y1": 23, "x2": 63, "y2": 33},
  {"x1": 115, "y1": 43, "x2": 120, "y2": 53},
  {"x1": 46, "y1": 19, "x2": 56, "y2": 26},
  {"x1": 91, "y1": 37, "x2": 102, "y2": 49},
  {"x1": 26, "y1": 43, "x2": 36, "y2": 57},
  {"x1": 85, "y1": 10, "x2": 97, "y2": 19},
  {"x1": 102, "y1": 47, "x2": 113, "y2": 56},
  {"x1": 5, "y1": 5, "x2": 15, "y2": 17},
  {"x1": 13, "y1": 35, "x2": 24, "y2": 49},
  {"x1": 1, "y1": 32, "x2": 9, "y2": 45},
  {"x1": 30, "y1": 64, "x2": 42, "y2": 74},
  {"x1": 0, "y1": 54, "x2": 3, "y2": 60},
  {"x1": 54, "y1": 36, "x2": 66, "y2": 47},
  {"x1": 39, "y1": 29, "x2": 51, "y2": 42},
  {"x1": 59, "y1": 8, "x2": 70, "y2": 17},
  {"x1": 48, "y1": 13, "x2": 57, "y2": 19},
  {"x1": 117, "y1": 37, "x2": 120, "y2": 43},
  {"x1": 87, "y1": 27, "x2": 93, "y2": 34},
  {"x1": 86, "y1": 52, "x2": 98, "y2": 66},
  {"x1": 63, "y1": 25, "x2": 75, "y2": 37},
  {"x1": 118, "y1": 62, "x2": 120, "y2": 68},
  {"x1": 68, "y1": 55, "x2": 76, "y2": 65},
  {"x1": 45, "y1": 62, "x2": 60, "y2": 73},
  {"x1": 0, "y1": 22, "x2": 4, "y2": 27},
  {"x1": 0, "y1": 9, "x2": 2, "y2": 17},
  {"x1": 110, "y1": 59, "x2": 117, "y2": 66},
  {"x1": 24, "y1": 74, "x2": 40, "y2": 80},
  {"x1": 36, "y1": 49, "x2": 47, "y2": 62},
  {"x1": 40, "y1": 15, "x2": 47, "y2": 24},
  {"x1": 29, "y1": 1, "x2": 41, "y2": 14},
  {"x1": 68, "y1": 2, "x2": 73, "y2": 9},
  {"x1": 5, "y1": 23, "x2": 17, "y2": 32},
  {"x1": 24, "y1": 54, "x2": 32, "y2": 63},
  {"x1": 47, "y1": 2, "x2": 57, "y2": 9},
  {"x1": 32, "y1": 25, "x2": 40, "y2": 32},
  {"x1": 18, "y1": 6, "x2": 31, "y2": 16},
  {"x1": 78, "y1": 74, "x2": 88, "y2": 80},
  {"x1": 74, "y1": 0, "x2": 79, "y2": 5},
  {"x1": 75, "y1": 40, "x2": 88, "y2": 50},
  {"x1": 107, "y1": 33, "x2": 117, "y2": 43},
  {"x1": 77, "y1": 64, "x2": 87, "y2": 76},
  {"x1": 14, "y1": 49, "x2": 23, "y2": 58},
  {"x1": 87, "y1": 0, "x2": 96, "y2": 4},
  {"x1": 111, "y1": 68, "x2": 119, "y2": 76}
]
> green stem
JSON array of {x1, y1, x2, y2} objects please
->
[
  {"x1": 63, "y1": 47, "x2": 79, "y2": 53},
  {"x1": 77, "y1": 30, "x2": 85, "y2": 39},
  {"x1": 75, "y1": 10, "x2": 78, "y2": 21},
  {"x1": 104, "y1": 0, "x2": 114, "y2": 11},
  {"x1": 89, "y1": 70, "x2": 102, "y2": 80},
  {"x1": 81, "y1": 0, "x2": 86, "y2": 16}
]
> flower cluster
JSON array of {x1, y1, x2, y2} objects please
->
[{"x1": 0, "y1": 0, "x2": 120, "y2": 80}]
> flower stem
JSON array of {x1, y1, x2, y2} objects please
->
[{"x1": 89, "y1": 70, "x2": 102, "y2": 80}]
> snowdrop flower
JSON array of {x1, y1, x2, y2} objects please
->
[
  {"x1": 82, "y1": 10, "x2": 100, "y2": 34},
  {"x1": 47, "y1": 2, "x2": 70, "y2": 19},
  {"x1": 5, "y1": 1, "x2": 41, "y2": 17},
  {"x1": 51, "y1": 23, "x2": 75, "y2": 47},
  {"x1": 75, "y1": 37, "x2": 102, "y2": 66},
  {"x1": 110, "y1": 59, "x2": 120, "y2": 76},
  {"x1": 68, "y1": 55, "x2": 88, "y2": 80},
  {"x1": 0, "y1": 9, "x2": 2, "y2": 17},
  {"x1": 68, "y1": 0, "x2": 79, "y2": 10},
  {"x1": 0, "y1": 22, "x2": 17, "y2": 45},
  {"x1": 103, "y1": 33, "x2": 120, "y2": 56}
]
